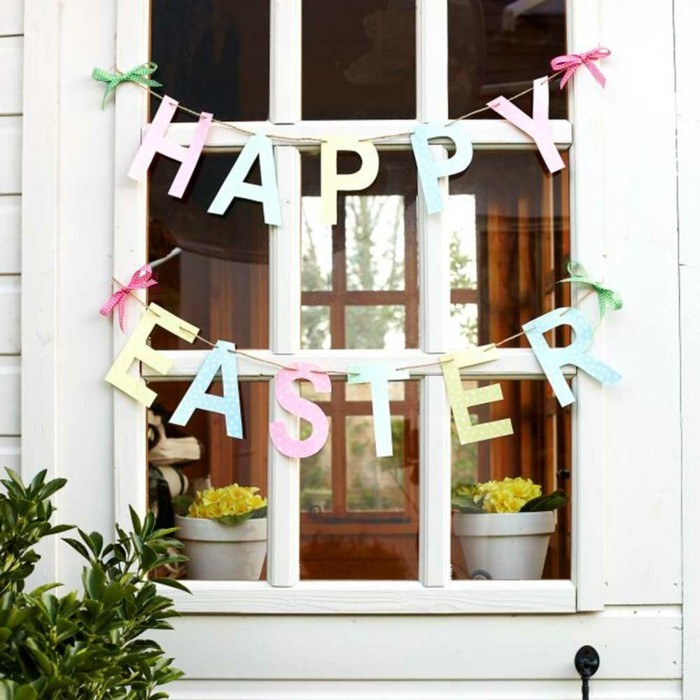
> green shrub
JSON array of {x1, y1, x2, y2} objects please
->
[{"x1": 0, "y1": 469, "x2": 188, "y2": 699}]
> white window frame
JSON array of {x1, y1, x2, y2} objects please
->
[{"x1": 111, "y1": 0, "x2": 606, "y2": 614}]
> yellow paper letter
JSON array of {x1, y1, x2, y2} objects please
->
[
  {"x1": 320, "y1": 137, "x2": 379, "y2": 226},
  {"x1": 105, "y1": 303, "x2": 199, "y2": 406},
  {"x1": 440, "y1": 345, "x2": 514, "y2": 445}
]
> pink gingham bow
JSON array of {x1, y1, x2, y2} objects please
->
[
  {"x1": 100, "y1": 264, "x2": 157, "y2": 330},
  {"x1": 550, "y1": 47, "x2": 611, "y2": 90}
]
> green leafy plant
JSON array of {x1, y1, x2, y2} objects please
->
[
  {"x1": 452, "y1": 477, "x2": 567, "y2": 514},
  {"x1": 0, "y1": 468, "x2": 188, "y2": 699}
]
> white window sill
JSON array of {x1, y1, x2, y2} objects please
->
[{"x1": 159, "y1": 579, "x2": 576, "y2": 615}]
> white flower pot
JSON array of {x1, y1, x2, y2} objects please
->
[
  {"x1": 453, "y1": 511, "x2": 556, "y2": 580},
  {"x1": 176, "y1": 515, "x2": 267, "y2": 580}
]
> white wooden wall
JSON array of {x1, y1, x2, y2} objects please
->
[
  {"x1": 7, "y1": 0, "x2": 691, "y2": 698},
  {"x1": 0, "y1": 1, "x2": 22, "y2": 473}
]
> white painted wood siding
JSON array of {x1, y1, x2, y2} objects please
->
[{"x1": 0, "y1": 1, "x2": 21, "y2": 476}]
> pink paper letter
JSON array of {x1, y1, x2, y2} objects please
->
[
  {"x1": 488, "y1": 78, "x2": 565, "y2": 173},
  {"x1": 127, "y1": 95, "x2": 213, "y2": 197},
  {"x1": 269, "y1": 363, "x2": 331, "y2": 459}
]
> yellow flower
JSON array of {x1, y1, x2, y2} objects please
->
[
  {"x1": 187, "y1": 484, "x2": 267, "y2": 520},
  {"x1": 477, "y1": 477, "x2": 541, "y2": 513}
]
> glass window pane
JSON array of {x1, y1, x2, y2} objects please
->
[
  {"x1": 147, "y1": 380, "x2": 269, "y2": 581},
  {"x1": 449, "y1": 151, "x2": 570, "y2": 347},
  {"x1": 450, "y1": 378, "x2": 571, "y2": 581},
  {"x1": 303, "y1": 0, "x2": 416, "y2": 120},
  {"x1": 448, "y1": 303, "x2": 478, "y2": 348},
  {"x1": 301, "y1": 306, "x2": 331, "y2": 349},
  {"x1": 301, "y1": 153, "x2": 418, "y2": 349},
  {"x1": 150, "y1": 0, "x2": 270, "y2": 121},
  {"x1": 301, "y1": 379, "x2": 420, "y2": 580},
  {"x1": 302, "y1": 198, "x2": 333, "y2": 292},
  {"x1": 346, "y1": 196, "x2": 405, "y2": 291},
  {"x1": 346, "y1": 416, "x2": 407, "y2": 512},
  {"x1": 346, "y1": 305, "x2": 406, "y2": 350},
  {"x1": 149, "y1": 154, "x2": 269, "y2": 350},
  {"x1": 448, "y1": 0, "x2": 566, "y2": 119}
]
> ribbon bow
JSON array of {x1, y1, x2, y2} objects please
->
[
  {"x1": 550, "y1": 47, "x2": 611, "y2": 90},
  {"x1": 100, "y1": 265, "x2": 157, "y2": 330},
  {"x1": 92, "y1": 62, "x2": 162, "y2": 108},
  {"x1": 558, "y1": 262, "x2": 622, "y2": 321}
]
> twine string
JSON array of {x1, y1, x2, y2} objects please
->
[{"x1": 110, "y1": 280, "x2": 600, "y2": 376}]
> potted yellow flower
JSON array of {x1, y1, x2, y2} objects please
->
[
  {"x1": 452, "y1": 478, "x2": 567, "y2": 581},
  {"x1": 175, "y1": 484, "x2": 267, "y2": 580}
]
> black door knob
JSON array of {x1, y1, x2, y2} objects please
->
[{"x1": 574, "y1": 645, "x2": 600, "y2": 699}]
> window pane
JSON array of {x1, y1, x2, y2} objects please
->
[
  {"x1": 450, "y1": 378, "x2": 571, "y2": 581},
  {"x1": 147, "y1": 380, "x2": 269, "y2": 581},
  {"x1": 149, "y1": 154, "x2": 270, "y2": 350},
  {"x1": 346, "y1": 416, "x2": 407, "y2": 512},
  {"x1": 301, "y1": 380, "x2": 420, "y2": 580},
  {"x1": 449, "y1": 151, "x2": 570, "y2": 347},
  {"x1": 448, "y1": 0, "x2": 566, "y2": 119},
  {"x1": 301, "y1": 306, "x2": 331, "y2": 349},
  {"x1": 301, "y1": 153, "x2": 418, "y2": 349},
  {"x1": 346, "y1": 305, "x2": 406, "y2": 350},
  {"x1": 303, "y1": 0, "x2": 416, "y2": 119},
  {"x1": 346, "y1": 196, "x2": 405, "y2": 291},
  {"x1": 150, "y1": 0, "x2": 269, "y2": 121},
  {"x1": 448, "y1": 303, "x2": 478, "y2": 348}
]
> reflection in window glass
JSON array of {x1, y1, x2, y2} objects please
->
[
  {"x1": 450, "y1": 379, "x2": 571, "y2": 581},
  {"x1": 301, "y1": 419, "x2": 333, "y2": 513},
  {"x1": 346, "y1": 306, "x2": 406, "y2": 350},
  {"x1": 448, "y1": 303, "x2": 478, "y2": 348},
  {"x1": 346, "y1": 417, "x2": 406, "y2": 512},
  {"x1": 303, "y1": 0, "x2": 416, "y2": 119},
  {"x1": 449, "y1": 151, "x2": 570, "y2": 347},
  {"x1": 302, "y1": 197, "x2": 332, "y2": 292},
  {"x1": 301, "y1": 306, "x2": 331, "y2": 350},
  {"x1": 448, "y1": 0, "x2": 567, "y2": 119},
  {"x1": 346, "y1": 196, "x2": 405, "y2": 291},
  {"x1": 149, "y1": 154, "x2": 270, "y2": 350},
  {"x1": 150, "y1": 0, "x2": 269, "y2": 122},
  {"x1": 300, "y1": 380, "x2": 419, "y2": 580},
  {"x1": 301, "y1": 153, "x2": 418, "y2": 350}
]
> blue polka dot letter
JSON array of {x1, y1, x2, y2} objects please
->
[
  {"x1": 170, "y1": 340, "x2": 243, "y2": 439},
  {"x1": 523, "y1": 307, "x2": 621, "y2": 408}
]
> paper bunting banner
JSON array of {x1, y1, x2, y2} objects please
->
[
  {"x1": 411, "y1": 122, "x2": 474, "y2": 214},
  {"x1": 170, "y1": 340, "x2": 243, "y2": 439},
  {"x1": 321, "y1": 137, "x2": 379, "y2": 226},
  {"x1": 347, "y1": 365, "x2": 410, "y2": 457},
  {"x1": 523, "y1": 307, "x2": 622, "y2": 407},
  {"x1": 105, "y1": 303, "x2": 199, "y2": 407},
  {"x1": 208, "y1": 133, "x2": 282, "y2": 225},
  {"x1": 440, "y1": 346, "x2": 514, "y2": 445},
  {"x1": 128, "y1": 95, "x2": 213, "y2": 198},
  {"x1": 488, "y1": 77, "x2": 565, "y2": 174},
  {"x1": 269, "y1": 363, "x2": 332, "y2": 459}
]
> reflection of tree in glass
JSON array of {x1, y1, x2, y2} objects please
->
[
  {"x1": 300, "y1": 419, "x2": 332, "y2": 512},
  {"x1": 347, "y1": 416, "x2": 406, "y2": 512},
  {"x1": 345, "y1": 196, "x2": 405, "y2": 348},
  {"x1": 450, "y1": 230, "x2": 478, "y2": 345},
  {"x1": 301, "y1": 216, "x2": 332, "y2": 349},
  {"x1": 451, "y1": 420, "x2": 478, "y2": 489}
]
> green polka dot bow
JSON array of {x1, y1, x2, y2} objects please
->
[
  {"x1": 92, "y1": 62, "x2": 162, "y2": 108},
  {"x1": 558, "y1": 261, "x2": 623, "y2": 321}
]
